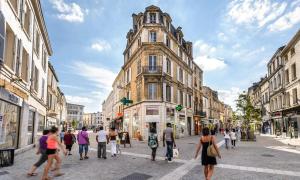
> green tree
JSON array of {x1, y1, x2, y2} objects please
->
[
  {"x1": 71, "y1": 120, "x2": 78, "y2": 129},
  {"x1": 236, "y1": 93, "x2": 261, "y2": 129}
]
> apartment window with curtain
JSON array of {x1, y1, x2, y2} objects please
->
[
  {"x1": 148, "y1": 83, "x2": 157, "y2": 100},
  {"x1": 291, "y1": 63, "x2": 296, "y2": 80},
  {"x1": 150, "y1": 31, "x2": 157, "y2": 42},
  {"x1": 285, "y1": 69, "x2": 289, "y2": 84},
  {"x1": 166, "y1": 84, "x2": 171, "y2": 102},
  {"x1": 166, "y1": 58, "x2": 171, "y2": 74},
  {"x1": 150, "y1": 13, "x2": 156, "y2": 23},
  {"x1": 292, "y1": 88, "x2": 298, "y2": 105}
]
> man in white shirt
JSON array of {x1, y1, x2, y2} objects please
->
[{"x1": 96, "y1": 126, "x2": 109, "y2": 159}]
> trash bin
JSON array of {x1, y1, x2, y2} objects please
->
[{"x1": 0, "y1": 148, "x2": 15, "y2": 167}]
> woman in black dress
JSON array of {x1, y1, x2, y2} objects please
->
[{"x1": 195, "y1": 127, "x2": 221, "y2": 180}]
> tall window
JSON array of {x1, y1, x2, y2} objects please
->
[
  {"x1": 150, "y1": 31, "x2": 156, "y2": 42},
  {"x1": 166, "y1": 36, "x2": 170, "y2": 48},
  {"x1": 188, "y1": 94, "x2": 192, "y2": 108},
  {"x1": 150, "y1": 13, "x2": 156, "y2": 23},
  {"x1": 34, "y1": 30, "x2": 40, "y2": 56},
  {"x1": 137, "y1": 59, "x2": 141, "y2": 74},
  {"x1": 278, "y1": 74, "x2": 281, "y2": 86},
  {"x1": 126, "y1": 69, "x2": 130, "y2": 83},
  {"x1": 179, "y1": 90, "x2": 183, "y2": 105},
  {"x1": 166, "y1": 85, "x2": 171, "y2": 102},
  {"x1": 292, "y1": 88, "x2": 298, "y2": 105},
  {"x1": 21, "y1": 48, "x2": 29, "y2": 82},
  {"x1": 179, "y1": 68, "x2": 183, "y2": 82},
  {"x1": 42, "y1": 48, "x2": 47, "y2": 71},
  {"x1": 28, "y1": 111, "x2": 35, "y2": 145},
  {"x1": 149, "y1": 55, "x2": 157, "y2": 71},
  {"x1": 291, "y1": 63, "x2": 296, "y2": 80},
  {"x1": 286, "y1": 92, "x2": 290, "y2": 107},
  {"x1": 166, "y1": 58, "x2": 171, "y2": 74},
  {"x1": 4, "y1": 25, "x2": 16, "y2": 71},
  {"x1": 41, "y1": 78, "x2": 45, "y2": 100},
  {"x1": 24, "y1": 2, "x2": 31, "y2": 36},
  {"x1": 138, "y1": 37, "x2": 141, "y2": 47},
  {"x1": 34, "y1": 67, "x2": 39, "y2": 92},
  {"x1": 285, "y1": 69, "x2": 289, "y2": 84},
  {"x1": 148, "y1": 83, "x2": 157, "y2": 100},
  {"x1": 137, "y1": 84, "x2": 141, "y2": 102}
]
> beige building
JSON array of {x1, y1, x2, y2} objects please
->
[
  {"x1": 66, "y1": 103, "x2": 84, "y2": 129},
  {"x1": 83, "y1": 112, "x2": 103, "y2": 129},
  {"x1": 103, "y1": 5, "x2": 204, "y2": 140},
  {"x1": 0, "y1": 0, "x2": 52, "y2": 150},
  {"x1": 268, "y1": 46, "x2": 285, "y2": 136},
  {"x1": 46, "y1": 62, "x2": 59, "y2": 127},
  {"x1": 260, "y1": 76, "x2": 271, "y2": 134},
  {"x1": 281, "y1": 30, "x2": 300, "y2": 138},
  {"x1": 57, "y1": 87, "x2": 67, "y2": 130}
]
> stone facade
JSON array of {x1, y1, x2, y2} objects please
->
[{"x1": 66, "y1": 103, "x2": 84, "y2": 130}]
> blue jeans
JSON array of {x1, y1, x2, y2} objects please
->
[
  {"x1": 225, "y1": 138, "x2": 230, "y2": 149},
  {"x1": 166, "y1": 141, "x2": 173, "y2": 161},
  {"x1": 79, "y1": 144, "x2": 89, "y2": 154}
]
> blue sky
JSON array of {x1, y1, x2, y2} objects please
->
[{"x1": 42, "y1": 0, "x2": 300, "y2": 112}]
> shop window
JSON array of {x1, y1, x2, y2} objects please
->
[{"x1": 0, "y1": 100, "x2": 20, "y2": 149}]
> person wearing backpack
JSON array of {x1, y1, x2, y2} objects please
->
[{"x1": 148, "y1": 127, "x2": 159, "y2": 161}]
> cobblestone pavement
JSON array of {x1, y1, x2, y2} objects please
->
[{"x1": 0, "y1": 134, "x2": 299, "y2": 180}]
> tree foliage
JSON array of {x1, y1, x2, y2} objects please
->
[{"x1": 236, "y1": 93, "x2": 261, "y2": 127}]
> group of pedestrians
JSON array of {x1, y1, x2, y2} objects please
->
[{"x1": 223, "y1": 128, "x2": 238, "y2": 149}]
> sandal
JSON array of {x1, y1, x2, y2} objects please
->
[
  {"x1": 51, "y1": 168, "x2": 59, "y2": 172},
  {"x1": 84, "y1": 156, "x2": 89, "y2": 159},
  {"x1": 80, "y1": 157, "x2": 83, "y2": 160},
  {"x1": 42, "y1": 176, "x2": 51, "y2": 180},
  {"x1": 27, "y1": 173, "x2": 38, "y2": 176}
]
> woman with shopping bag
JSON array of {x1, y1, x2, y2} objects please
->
[{"x1": 194, "y1": 127, "x2": 221, "y2": 180}]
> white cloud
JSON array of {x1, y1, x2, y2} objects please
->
[
  {"x1": 218, "y1": 87, "x2": 242, "y2": 110},
  {"x1": 91, "y1": 40, "x2": 111, "y2": 52},
  {"x1": 268, "y1": 7, "x2": 300, "y2": 32},
  {"x1": 194, "y1": 40, "x2": 216, "y2": 56},
  {"x1": 71, "y1": 61, "x2": 117, "y2": 90},
  {"x1": 228, "y1": 0, "x2": 287, "y2": 28},
  {"x1": 218, "y1": 32, "x2": 228, "y2": 41},
  {"x1": 49, "y1": 0, "x2": 86, "y2": 23},
  {"x1": 194, "y1": 55, "x2": 227, "y2": 71},
  {"x1": 66, "y1": 95, "x2": 93, "y2": 104}
]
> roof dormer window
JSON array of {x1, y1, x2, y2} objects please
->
[{"x1": 150, "y1": 13, "x2": 156, "y2": 23}]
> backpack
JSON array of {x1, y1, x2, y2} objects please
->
[{"x1": 148, "y1": 133, "x2": 157, "y2": 148}]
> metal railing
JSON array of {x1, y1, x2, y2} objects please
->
[{"x1": 142, "y1": 66, "x2": 162, "y2": 74}]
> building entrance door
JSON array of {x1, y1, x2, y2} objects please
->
[{"x1": 149, "y1": 122, "x2": 157, "y2": 132}]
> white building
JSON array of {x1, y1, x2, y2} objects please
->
[
  {"x1": 0, "y1": 0, "x2": 51, "y2": 151},
  {"x1": 66, "y1": 103, "x2": 84, "y2": 129}
]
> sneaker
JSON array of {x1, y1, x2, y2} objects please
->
[{"x1": 168, "y1": 160, "x2": 173, "y2": 163}]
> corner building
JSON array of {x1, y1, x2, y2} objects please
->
[{"x1": 119, "y1": 5, "x2": 202, "y2": 140}]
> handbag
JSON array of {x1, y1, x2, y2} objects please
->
[{"x1": 207, "y1": 136, "x2": 218, "y2": 157}]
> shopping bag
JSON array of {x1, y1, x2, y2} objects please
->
[{"x1": 173, "y1": 148, "x2": 179, "y2": 158}]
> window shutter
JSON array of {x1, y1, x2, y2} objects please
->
[
  {"x1": 177, "y1": 90, "x2": 180, "y2": 104},
  {"x1": 17, "y1": 39, "x2": 23, "y2": 76},
  {"x1": 183, "y1": 70, "x2": 185, "y2": 84},
  {"x1": 177, "y1": 66, "x2": 179, "y2": 81},
  {"x1": 171, "y1": 86, "x2": 174, "y2": 103},
  {"x1": 129, "y1": 68, "x2": 131, "y2": 82},
  {"x1": 147, "y1": 12, "x2": 150, "y2": 23},
  {"x1": 171, "y1": 61, "x2": 173, "y2": 77},
  {"x1": 183, "y1": 91, "x2": 186, "y2": 107},
  {"x1": 0, "y1": 12, "x2": 5, "y2": 62},
  {"x1": 31, "y1": 61, "x2": 35, "y2": 89},
  {"x1": 163, "y1": 83, "x2": 166, "y2": 101},
  {"x1": 163, "y1": 55, "x2": 167, "y2": 73}
]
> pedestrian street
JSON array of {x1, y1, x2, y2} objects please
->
[{"x1": 1, "y1": 134, "x2": 300, "y2": 180}]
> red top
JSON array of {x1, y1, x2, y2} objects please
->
[{"x1": 64, "y1": 133, "x2": 73, "y2": 145}]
